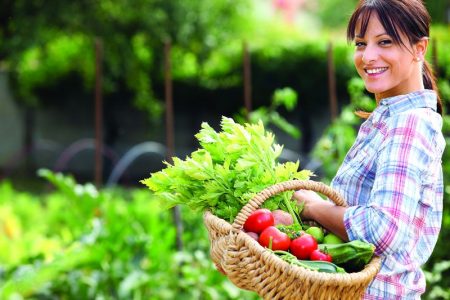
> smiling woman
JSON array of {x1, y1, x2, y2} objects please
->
[
  {"x1": 352, "y1": 15, "x2": 426, "y2": 100},
  {"x1": 347, "y1": 0, "x2": 443, "y2": 113},
  {"x1": 293, "y1": 0, "x2": 445, "y2": 299}
]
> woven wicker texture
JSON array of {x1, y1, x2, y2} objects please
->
[{"x1": 204, "y1": 179, "x2": 381, "y2": 300}]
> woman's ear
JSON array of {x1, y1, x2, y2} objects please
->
[{"x1": 414, "y1": 37, "x2": 429, "y2": 61}]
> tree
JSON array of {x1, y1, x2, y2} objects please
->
[
  {"x1": 425, "y1": 0, "x2": 449, "y2": 24},
  {"x1": 0, "y1": 0, "x2": 253, "y2": 117},
  {"x1": 312, "y1": 0, "x2": 448, "y2": 29}
]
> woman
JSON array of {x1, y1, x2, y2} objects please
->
[{"x1": 294, "y1": 0, "x2": 445, "y2": 298}]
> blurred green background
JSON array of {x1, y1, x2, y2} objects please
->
[{"x1": 1, "y1": 0, "x2": 450, "y2": 299}]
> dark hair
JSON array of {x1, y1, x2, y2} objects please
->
[{"x1": 347, "y1": 0, "x2": 443, "y2": 115}]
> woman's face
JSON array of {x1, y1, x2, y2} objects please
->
[{"x1": 353, "y1": 13, "x2": 423, "y2": 100}]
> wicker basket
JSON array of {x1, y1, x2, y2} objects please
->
[{"x1": 203, "y1": 179, "x2": 381, "y2": 300}]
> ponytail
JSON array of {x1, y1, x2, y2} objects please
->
[{"x1": 423, "y1": 60, "x2": 443, "y2": 115}]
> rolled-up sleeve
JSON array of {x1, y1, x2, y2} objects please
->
[{"x1": 344, "y1": 114, "x2": 434, "y2": 256}]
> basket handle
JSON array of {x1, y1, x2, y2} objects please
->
[{"x1": 231, "y1": 179, "x2": 347, "y2": 233}]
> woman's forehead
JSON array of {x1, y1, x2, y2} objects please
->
[
  {"x1": 354, "y1": 13, "x2": 390, "y2": 37},
  {"x1": 354, "y1": 10, "x2": 380, "y2": 35},
  {"x1": 353, "y1": 9, "x2": 407, "y2": 44}
]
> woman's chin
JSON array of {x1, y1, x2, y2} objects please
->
[{"x1": 364, "y1": 85, "x2": 385, "y2": 95}]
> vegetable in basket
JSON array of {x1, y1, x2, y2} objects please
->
[
  {"x1": 305, "y1": 226, "x2": 324, "y2": 243},
  {"x1": 141, "y1": 116, "x2": 312, "y2": 223},
  {"x1": 318, "y1": 240, "x2": 375, "y2": 272},
  {"x1": 141, "y1": 117, "x2": 377, "y2": 277},
  {"x1": 259, "y1": 226, "x2": 291, "y2": 251},
  {"x1": 290, "y1": 233, "x2": 318, "y2": 260},
  {"x1": 272, "y1": 250, "x2": 345, "y2": 273},
  {"x1": 243, "y1": 208, "x2": 274, "y2": 233},
  {"x1": 243, "y1": 208, "x2": 375, "y2": 273}
]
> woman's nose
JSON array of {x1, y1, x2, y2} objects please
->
[{"x1": 362, "y1": 44, "x2": 378, "y2": 64}]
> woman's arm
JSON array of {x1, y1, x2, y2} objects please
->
[{"x1": 293, "y1": 190, "x2": 349, "y2": 241}]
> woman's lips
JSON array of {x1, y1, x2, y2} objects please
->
[{"x1": 365, "y1": 67, "x2": 388, "y2": 76}]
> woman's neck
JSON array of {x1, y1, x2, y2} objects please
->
[{"x1": 375, "y1": 63, "x2": 424, "y2": 103}]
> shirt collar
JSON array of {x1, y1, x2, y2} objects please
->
[{"x1": 369, "y1": 89, "x2": 437, "y2": 125}]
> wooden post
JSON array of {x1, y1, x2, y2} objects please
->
[
  {"x1": 94, "y1": 38, "x2": 103, "y2": 187},
  {"x1": 164, "y1": 42, "x2": 175, "y2": 162},
  {"x1": 327, "y1": 42, "x2": 338, "y2": 121},
  {"x1": 23, "y1": 107, "x2": 35, "y2": 172},
  {"x1": 243, "y1": 41, "x2": 252, "y2": 119},
  {"x1": 164, "y1": 41, "x2": 183, "y2": 252}
]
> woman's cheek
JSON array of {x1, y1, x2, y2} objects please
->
[{"x1": 354, "y1": 53, "x2": 364, "y2": 76}]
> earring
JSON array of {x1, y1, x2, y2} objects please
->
[{"x1": 414, "y1": 57, "x2": 421, "y2": 62}]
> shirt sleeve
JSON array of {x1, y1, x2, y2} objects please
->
[{"x1": 343, "y1": 114, "x2": 435, "y2": 256}]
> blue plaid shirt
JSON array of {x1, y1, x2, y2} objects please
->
[{"x1": 331, "y1": 90, "x2": 445, "y2": 299}]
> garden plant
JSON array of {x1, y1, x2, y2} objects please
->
[{"x1": 1, "y1": 0, "x2": 450, "y2": 299}]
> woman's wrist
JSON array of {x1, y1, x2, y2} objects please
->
[
  {"x1": 307, "y1": 201, "x2": 349, "y2": 241},
  {"x1": 302, "y1": 200, "x2": 333, "y2": 221}
]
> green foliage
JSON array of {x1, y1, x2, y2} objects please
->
[
  {"x1": 422, "y1": 26, "x2": 450, "y2": 298},
  {"x1": 142, "y1": 116, "x2": 311, "y2": 223},
  {"x1": 425, "y1": 261, "x2": 450, "y2": 299},
  {"x1": 313, "y1": 0, "x2": 447, "y2": 29},
  {"x1": 311, "y1": 77, "x2": 373, "y2": 182},
  {"x1": 424, "y1": 88, "x2": 450, "y2": 298},
  {"x1": 423, "y1": 32, "x2": 450, "y2": 294},
  {"x1": 15, "y1": 33, "x2": 95, "y2": 106},
  {"x1": 430, "y1": 26, "x2": 450, "y2": 81},
  {"x1": 235, "y1": 87, "x2": 301, "y2": 139},
  {"x1": 315, "y1": 0, "x2": 358, "y2": 29},
  {"x1": 272, "y1": 87, "x2": 297, "y2": 110},
  {"x1": 425, "y1": 1, "x2": 450, "y2": 25},
  {"x1": 246, "y1": 39, "x2": 357, "y2": 127},
  {"x1": 0, "y1": 171, "x2": 260, "y2": 299},
  {"x1": 2, "y1": 1, "x2": 450, "y2": 125},
  {"x1": 1, "y1": 0, "x2": 253, "y2": 119},
  {"x1": 347, "y1": 77, "x2": 377, "y2": 112}
]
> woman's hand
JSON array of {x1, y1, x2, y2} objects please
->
[
  {"x1": 292, "y1": 189, "x2": 349, "y2": 242},
  {"x1": 292, "y1": 189, "x2": 325, "y2": 220}
]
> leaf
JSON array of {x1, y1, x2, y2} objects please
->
[
  {"x1": 272, "y1": 87, "x2": 298, "y2": 111},
  {"x1": 248, "y1": 108, "x2": 269, "y2": 124},
  {"x1": 269, "y1": 112, "x2": 301, "y2": 139},
  {"x1": 118, "y1": 270, "x2": 151, "y2": 298},
  {"x1": 141, "y1": 116, "x2": 311, "y2": 221}
]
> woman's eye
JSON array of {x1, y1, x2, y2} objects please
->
[
  {"x1": 355, "y1": 41, "x2": 366, "y2": 48},
  {"x1": 379, "y1": 39, "x2": 392, "y2": 46}
]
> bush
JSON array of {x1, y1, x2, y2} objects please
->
[{"x1": 0, "y1": 170, "x2": 259, "y2": 299}]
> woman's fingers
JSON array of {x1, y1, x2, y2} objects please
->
[{"x1": 293, "y1": 189, "x2": 319, "y2": 203}]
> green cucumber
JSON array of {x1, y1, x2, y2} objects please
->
[
  {"x1": 272, "y1": 250, "x2": 346, "y2": 273},
  {"x1": 318, "y1": 240, "x2": 375, "y2": 272},
  {"x1": 295, "y1": 259, "x2": 346, "y2": 273}
]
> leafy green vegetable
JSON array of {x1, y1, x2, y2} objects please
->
[
  {"x1": 141, "y1": 116, "x2": 312, "y2": 223},
  {"x1": 276, "y1": 223, "x2": 303, "y2": 239},
  {"x1": 318, "y1": 240, "x2": 376, "y2": 272}
]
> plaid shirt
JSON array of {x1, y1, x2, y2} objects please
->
[{"x1": 331, "y1": 90, "x2": 445, "y2": 299}]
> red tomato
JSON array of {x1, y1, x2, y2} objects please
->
[
  {"x1": 310, "y1": 249, "x2": 332, "y2": 262},
  {"x1": 290, "y1": 233, "x2": 318, "y2": 260},
  {"x1": 243, "y1": 209, "x2": 274, "y2": 233},
  {"x1": 258, "y1": 226, "x2": 291, "y2": 251}
]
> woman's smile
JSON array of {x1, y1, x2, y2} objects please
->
[
  {"x1": 364, "y1": 67, "x2": 388, "y2": 76},
  {"x1": 353, "y1": 12, "x2": 424, "y2": 101}
]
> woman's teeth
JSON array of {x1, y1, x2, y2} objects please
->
[{"x1": 366, "y1": 67, "x2": 388, "y2": 74}]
